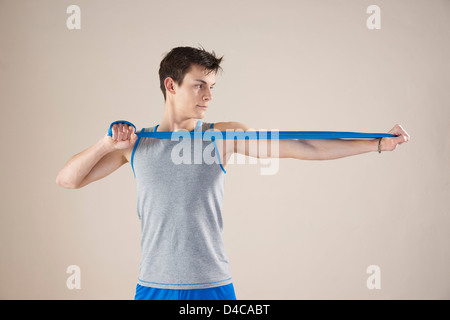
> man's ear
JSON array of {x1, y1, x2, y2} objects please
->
[{"x1": 165, "y1": 77, "x2": 176, "y2": 94}]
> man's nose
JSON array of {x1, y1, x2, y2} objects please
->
[{"x1": 203, "y1": 88, "x2": 212, "y2": 101}]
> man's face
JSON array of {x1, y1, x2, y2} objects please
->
[{"x1": 172, "y1": 64, "x2": 216, "y2": 119}]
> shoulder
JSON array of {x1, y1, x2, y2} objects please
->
[{"x1": 211, "y1": 121, "x2": 255, "y2": 131}]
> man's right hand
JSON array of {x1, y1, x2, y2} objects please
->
[{"x1": 104, "y1": 123, "x2": 138, "y2": 150}]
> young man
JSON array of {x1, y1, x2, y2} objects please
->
[{"x1": 56, "y1": 46, "x2": 410, "y2": 300}]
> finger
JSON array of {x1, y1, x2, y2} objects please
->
[
  {"x1": 389, "y1": 124, "x2": 402, "y2": 135},
  {"x1": 402, "y1": 134, "x2": 408, "y2": 143},
  {"x1": 396, "y1": 129, "x2": 409, "y2": 143},
  {"x1": 121, "y1": 124, "x2": 128, "y2": 140},
  {"x1": 112, "y1": 124, "x2": 118, "y2": 140},
  {"x1": 122, "y1": 124, "x2": 129, "y2": 140},
  {"x1": 403, "y1": 129, "x2": 410, "y2": 142},
  {"x1": 131, "y1": 127, "x2": 137, "y2": 142},
  {"x1": 129, "y1": 126, "x2": 136, "y2": 140},
  {"x1": 117, "y1": 123, "x2": 123, "y2": 141},
  {"x1": 119, "y1": 124, "x2": 125, "y2": 140},
  {"x1": 390, "y1": 125, "x2": 409, "y2": 142},
  {"x1": 395, "y1": 133, "x2": 408, "y2": 145},
  {"x1": 396, "y1": 136, "x2": 406, "y2": 145}
]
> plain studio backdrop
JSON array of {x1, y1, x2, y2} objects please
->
[{"x1": 0, "y1": 0, "x2": 449, "y2": 299}]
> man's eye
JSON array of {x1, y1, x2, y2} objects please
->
[{"x1": 196, "y1": 84, "x2": 214, "y2": 89}]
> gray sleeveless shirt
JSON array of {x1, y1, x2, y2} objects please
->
[{"x1": 132, "y1": 120, "x2": 231, "y2": 289}]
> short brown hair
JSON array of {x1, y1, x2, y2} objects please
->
[{"x1": 159, "y1": 45, "x2": 224, "y2": 100}]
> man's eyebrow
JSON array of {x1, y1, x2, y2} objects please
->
[{"x1": 194, "y1": 79, "x2": 216, "y2": 86}]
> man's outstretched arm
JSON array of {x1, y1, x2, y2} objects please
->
[
  {"x1": 299, "y1": 124, "x2": 410, "y2": 160},
  {"x1": 217, "y1": 122, "x2": 410, "y2": 160}
]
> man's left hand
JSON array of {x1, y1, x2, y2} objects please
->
[{"x1": 380, "y1": 124, "x2": 410, "y2": 152}]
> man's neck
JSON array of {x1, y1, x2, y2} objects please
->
[{"x1": 157, "y1": 103, "x2": 199, "y2": 132}]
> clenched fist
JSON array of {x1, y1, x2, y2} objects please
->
[
  {"x1": 380, "y1": 124, "x2": 410, "y2": 152},
  {"x1": 104, "y1": 122, "x2": 138, "y2": 150}
]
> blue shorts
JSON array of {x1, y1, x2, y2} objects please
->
[{"x1": 134, "y1": 283, "x2": 237, "y2": 300}]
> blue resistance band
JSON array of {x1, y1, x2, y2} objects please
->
[{"x1": 107, "y1": 120, "x2": 397, "y2": 140}]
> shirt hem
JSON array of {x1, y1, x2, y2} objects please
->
[{"x1": 137, "y1": 277, "x2": 233, "y2": 290}]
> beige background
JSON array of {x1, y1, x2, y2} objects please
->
[{"x1": 1, "y1": 0, "x2": 449, "y2": 299}]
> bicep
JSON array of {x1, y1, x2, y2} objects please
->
[
  {"x1": 77, "y1": 149, "x2": 128, "y2": 188},
  {"x1": 215, "y1": 121, "x2": 318, "y2": 160},
  {"x1": 234, "y1": 137, "x2": 317, "y2": 160}
]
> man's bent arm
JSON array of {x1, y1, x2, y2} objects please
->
[
  {"x1": 56, "y1": 138, "x2": 116, "y2": 189},
  {"x1": 56, "y1": 123, "x2": 137, "y2": 189}
]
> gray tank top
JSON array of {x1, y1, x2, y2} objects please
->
[{"x1": 132, "y1": 120, "x2": 232, "y2": 289}]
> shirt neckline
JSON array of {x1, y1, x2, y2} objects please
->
[{"x1": 154, "y1": 120, "x2": 202, "y2": 133}]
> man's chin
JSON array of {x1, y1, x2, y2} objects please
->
[{"x1": 195, "y1": 112, "x2": 206, "y2": 119}]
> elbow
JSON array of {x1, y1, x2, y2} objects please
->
[
  {"x1": 294, "y1": 140, "x2": 324, "y2": 161},
  {"x1": 55, "y1": 172, "x2": 79, "y2": 189}
]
